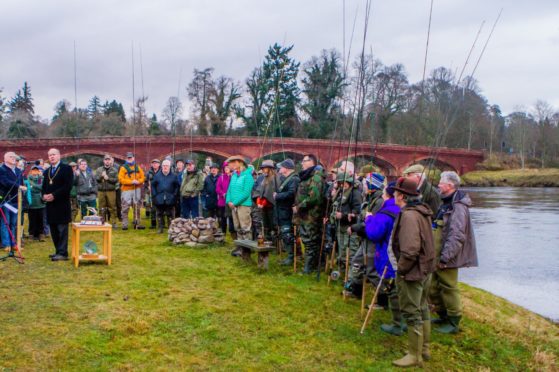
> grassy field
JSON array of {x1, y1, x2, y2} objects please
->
[
  {"x1": 462, "y1": 168, "x2": 559, "y2": 187},
  {"x1": 1, "y1": 224, "x2": 557, "y2": 371}
]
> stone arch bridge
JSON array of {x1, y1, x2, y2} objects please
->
[{"x1": 0, "y1": 136, "x2": 484, "y2": 175}]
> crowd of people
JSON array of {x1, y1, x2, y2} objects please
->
[{"x1": 0, "y1": 148, "x2": 478, "y2": 368}]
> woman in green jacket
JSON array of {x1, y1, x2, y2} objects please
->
[{"x1": 225, "y1": 156, "x2": 254, "y2": 242}]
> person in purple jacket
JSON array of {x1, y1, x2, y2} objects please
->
[
  {"x1": 363, "y1": 181, "x2": 406, "y2": 336},
  {"x1": 216, "y1": 162, "x2": 236, "y2": 239}
]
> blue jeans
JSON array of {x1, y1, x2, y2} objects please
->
[
  {"x1": 1, "y1": 205, "x2": 18, "y2": 248},
  {"x1": 180, "y1": 196, "x2": 199, "y2": 219}
]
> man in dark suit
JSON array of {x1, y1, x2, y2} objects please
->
[{"x1": 41, "y1": 148, "x2": 73, "y2": 261}]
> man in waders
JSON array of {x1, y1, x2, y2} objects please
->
[
  {"x1": 430, "y1": 171, "x2": 478, "y2": 333},
  {"x1": 390, "y1": 177, "x2": 436, "y2": 367}
]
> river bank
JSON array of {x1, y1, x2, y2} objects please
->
[
  {"x1": 461, "y1": 168, "x2": 559, "y2": 187},
  {"x1": 1, "y1": 227, "x2": 557, "y2": 370}
]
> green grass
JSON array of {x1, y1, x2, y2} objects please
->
[
  {"x1": 462, "y1": 168, "x2": 559, "y2": 187},
  {"x1": 1, "y1": 223, "x2": 557, "y2": 371}
]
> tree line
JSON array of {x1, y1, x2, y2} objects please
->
[{"x1": 1, "y1": 43, "x2": 558, "y2": 168}]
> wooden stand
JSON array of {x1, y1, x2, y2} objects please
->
[
  {"x1": 233, "y1": 239, "x2": 275, "y2": 270},
  {"x1": 71, "y1": 223, "x2": 112, "y2": 268}
]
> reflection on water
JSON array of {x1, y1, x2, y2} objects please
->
[{"x1": 460, "y1": 187, "x2": 559, "y2": 321}]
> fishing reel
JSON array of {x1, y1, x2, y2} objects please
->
[{"x1": 330, "y1": 270, "x2": 341, "y2": 281}]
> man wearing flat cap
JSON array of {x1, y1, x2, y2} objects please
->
[
  {"x1": 403, "y1": 164, "x2": 441, "y2": 215},
  {"x1": 95, "y1": 155, "x2": 119, "y2": 227}
]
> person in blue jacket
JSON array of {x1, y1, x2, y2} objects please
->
[
  {"x1": 363, "y1": 181, "x2": 405, "y2": 336},
  {"x1": 0, "y1": 152, "x2": 27, "y2": 251}
]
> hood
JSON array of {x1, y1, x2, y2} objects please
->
[
  {"x1": 405, "y1": 202, "x2": 433, "y2": 217},
  {"x1": 380, "y1": 197, "x2": 401, "y2": 215},
  {"x1": 453, "y1": 189, "x2": 472, "y2": 207}
]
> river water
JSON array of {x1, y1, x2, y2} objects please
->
[{"x1": 459, "y1": 187, "x2": 559, "y2": 322}]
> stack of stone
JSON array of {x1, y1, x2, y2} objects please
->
[{"x1": 167, "y1": 217, "x2": 224, "y2": 247}]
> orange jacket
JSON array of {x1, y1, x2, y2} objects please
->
[{"x1": 118, "y1": 163, "x2": 145, "y2": 191}]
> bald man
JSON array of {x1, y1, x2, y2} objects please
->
[
  {"x1": 41, "y1": 148, "x2": 74, "y2": 261},
  {"x1": 0, "y1": 152, "x2": 27, "y2": 251}
]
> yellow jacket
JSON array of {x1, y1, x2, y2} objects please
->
[{"x1": 118, "y1": 163, "x2": 145, "y2": 191}]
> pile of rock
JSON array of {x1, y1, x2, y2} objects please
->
[{"x1": 168, "y1": 217, "x2": 224, "y2": 246}]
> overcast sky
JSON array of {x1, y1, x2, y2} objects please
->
[{"x1": 1, "y1": 0, "x2": 558, "y2": 121}]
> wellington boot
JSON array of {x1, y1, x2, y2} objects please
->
[
  {"x1": 422, "y1": 321, "x2": 431, "y2": 361},
  {"x1": 435, "y1": 315, "x2": 461, "y2": 334},
  {"x1": 431, "y1": 310, "x2": 448, "y2": 325},
  {"x1": 392, "y1": 325, "x2": 423, "y2": 368},
  {"x1": 380, "y1": 323, "x2": 405, "y2": 336}
]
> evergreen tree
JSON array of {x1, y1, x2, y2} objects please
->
[
  {"x1": 103, "y1": 99, "x2": 126, "y2": 121},
  {"x1": 9, "y1": 82, "x2": 34, "y2": 116},
  {"x1": 148, "y1": 113, "x2": 162, "y2": 135},
  {"x1": 301, "y1": 49, "x2": 346, "y2": 138},
  {"x1": 88, "y1": 95, "x2": 102, "y2": 118}
]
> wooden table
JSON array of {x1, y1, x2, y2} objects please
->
[{"x1": 71, "y1": 223, "x2": 112, "y2": 268}]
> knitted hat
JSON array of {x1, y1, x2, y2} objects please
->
[
  {"x1": 366, "y1": 172, "x2": 385, "y2": 190},
  {"x1": 385, "y1": 181, "x2": 396, "y2": 197},
  {"x1": 210, "y1": 163, "x2": 219, "y2": 169}
]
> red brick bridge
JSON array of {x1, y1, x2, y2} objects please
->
[{"x1": 0, "y1": 136, "x2": 484, "y2": 175}]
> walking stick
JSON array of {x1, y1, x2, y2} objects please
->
[
  {"x1": 293, "y1": 225, "x2": 297, "y2": 273},
  {"x1": 326, "y1": 241, "x2": 336, "y2": 286},
  {"x1": 342, "y1": 238, "x2": 350, "y2": 300},
  {"x1": 361, "y1": 245, "x2": 368, "y2": 318},
  {"x1": 360, "y1": 266, "x2": 388, "y2": 334}
]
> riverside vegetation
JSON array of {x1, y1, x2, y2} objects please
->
[{"x1": 1, "y1": 224, "x2": 557, "y2": 371}]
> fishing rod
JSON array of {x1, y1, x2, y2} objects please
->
[
  {"x1": 325, "y1": 0, "x2": 373, "y2": 284},
  {"x1": 423, "y1": 9, "x2": 503, "y2": 183}
]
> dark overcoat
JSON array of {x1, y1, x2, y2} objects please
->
[{"x1": 42, "y1": 163, "x2": 73, "y2": 224}]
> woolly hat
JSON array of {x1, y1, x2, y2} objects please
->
[
  {"x1": 279, "y1": 158, "x2": 295, "y2": 170},
  {"x1": 210, "y1": 163, "x2": 219, "y2": 169},
  {"x1": 385, "y1": 181, "x2": 397, "y2": 197},
  {"x1": 366, "y1": 172, "x2": 385, "y2": 190}
]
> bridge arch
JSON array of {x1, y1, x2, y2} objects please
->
[
  {"x1": 403, "y1": 157, "x2": 458, "y2": 173},
  {"x1": 61, "y1": 149, "x2": 126, "y2": 166},
  {"x1": 331, "y1": 152, "x2": 398, "y2": 177},
  {"x1": 160, "y1": 147, "x2": 233, "y2": 165}
]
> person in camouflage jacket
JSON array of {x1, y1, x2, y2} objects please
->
[{"x1": 293, "y1": 154, "x2": 325, "y2": 273}]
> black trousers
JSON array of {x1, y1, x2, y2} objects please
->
[
  {"x1": 156, "y1": 205, "x2": 175, "y2": 228},
  {"x1": 50, "y1": 223, "x2": 69, "y2": 257},
  {"x1": 28, "y1": 208, "x2": 45, "y2": 238},
  {"x1": 217, "y1": 206, "x2": 235, "y2": 234}
]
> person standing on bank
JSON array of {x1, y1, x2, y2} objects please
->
[
  {"x1": 118, "y1": 152, "x2": 145, "y2": 230},
  {"x1": 151, "y1": 159, "x2": 180, "y2": 233},
  {"x1": 403, "y1": 164, "x2": 441, "y2": 215},
  {"x1": 75, "y1": 159, "x2": 98, "y2": 218},
  {"x1": 273, "y1": 159, "x2": 300, "y2": 266},
  {"x1": 180, "y1": 160, "x2": 204, "y2": 219},
  {"x1": 41, "y1": 148, "x2": 73, "y2": 261},
  {"x1": 390, "y1": 177, "x2": 436, "y2": 368},
  {"x1": 430, "y1": 171, "x2": 477, "y2": 334},
  {"x1": 95, "y1": 155, "x2": 119, "y2": 227},
  {"x1": 225, "y1": 155, "x2": 254, "y2": 243},
  {"x1": 293, "y1": 154, "x2": 325, "y2": 274},
  {"x1": 0, "y1": 152, "x2": 27, "y2": 251},
  {"x1": 146, "y1": 159, "x2": 161, "y2": 229},
  {"x1": 27, "y1": 165, "x2": 46, "y2": 241},
  {"x1": 202, "y1": 163, "x2": 220, "y2": 219}
]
